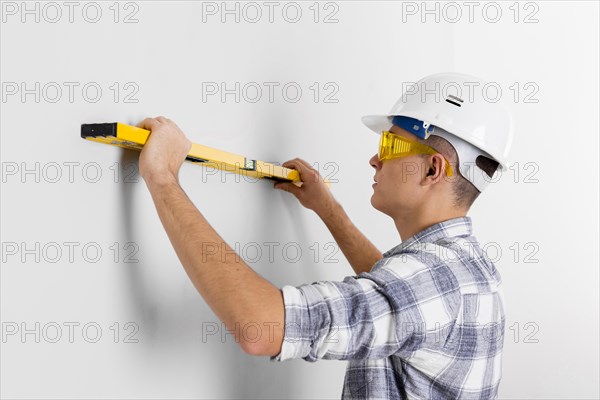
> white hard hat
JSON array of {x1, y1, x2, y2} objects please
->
[{"x1": 362, "y1": 72, "x2": 514, "y2": 192}]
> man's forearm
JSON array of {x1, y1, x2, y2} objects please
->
[
  {"x1": 144, "y1": 175, "x2": 284, "y2": 355},
  {"x1": 317, "y1": 201, "x2": 383, "y2": 275}
]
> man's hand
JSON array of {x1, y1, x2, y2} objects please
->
[
  {"x1": 137, "y1": 116, "x2": 192, "y2": 185},
  {"x1": 274, "y1": 158, "x2": 337, "y2": 218}
]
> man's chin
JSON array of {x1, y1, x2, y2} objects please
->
[
  {"x1": 371, "y1": 195, "x2": 393, "y2": 217},
  {"x1": 370, "y1": 195, "x2": 381, "y2": 212}
]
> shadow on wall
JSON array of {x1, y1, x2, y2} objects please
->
[
  {"x1": 232, "y1": 109, "x2": 341, "y2": 399},
  {"x1": 117, "y1": 149, "x2": 159, "y2": 338},
  {"x1": 238, "y1": 111, "x2": 304, "y2": 398}
]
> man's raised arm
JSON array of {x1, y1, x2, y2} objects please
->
[
  {"x1": 138, "y1": 116, "x2": 285, "y2": 357},
  {"x1": 274, "y1": 158, "x2": 383, "y2": 275}
]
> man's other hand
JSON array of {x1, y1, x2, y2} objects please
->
[
  {"x1": 137, "y1": 116, "x2": 192, "y2": 185},
  {"x1": 274, "y1": 158, "x2": 337, "y2": 218}
]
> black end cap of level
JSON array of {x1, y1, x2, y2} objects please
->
[{"x1": 81, "y1": 123, "x2": 118, "y2": 138}]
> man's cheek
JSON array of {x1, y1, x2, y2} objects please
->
[{"x1": 401, "y1": 161, "x2": 420, "y2": 184}]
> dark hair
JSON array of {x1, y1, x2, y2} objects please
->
[{"x1": 417, "y1": 135, "x2": 499, "y2": 209}]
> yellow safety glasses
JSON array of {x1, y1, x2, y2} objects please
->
[{"x1": 379, "y1": 131, "x2": 454, "y2": 177}]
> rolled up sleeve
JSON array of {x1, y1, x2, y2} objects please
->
[{"x1": 270, "y1": 255, "x2": 460, "y2": 363}]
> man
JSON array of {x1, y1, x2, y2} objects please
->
[{"x1": 138, "y1": 72, "x2": 513, "y2": 399}]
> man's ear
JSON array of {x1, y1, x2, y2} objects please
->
[{"x1": 423, "y1": 154, "x2": 445, "y2": 185}]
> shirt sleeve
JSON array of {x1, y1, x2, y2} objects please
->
[{"x1": 270, "y1": 254, "x2": 461, "y2": 362}]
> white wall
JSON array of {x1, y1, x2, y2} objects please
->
[{"x1": 1, "y1": 1, "x2": 598, "y2": 398}]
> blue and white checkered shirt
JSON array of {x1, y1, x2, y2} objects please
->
[{"x1": 271, "y1": 216, "x2": 505, "y2": 399}]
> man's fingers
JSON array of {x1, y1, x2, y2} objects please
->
[
  {"x1": 137, "y1": 117, "x2": 160, "y2": 130},
  {"x1": 137, "y1": 116, "x2": 173, "y2": 131},
  {"x1": 294, "y1": 158, "x2": 316, "y2": 172},
  {"x1": 282, "y1": 159, "x2": 306, "y2": 172},
  {"x1": 283, "y1": 158, "x2": 319, "y2": 177},
  {"x1": 282, "y1": 158, "x2": 326, "y2": 185}
]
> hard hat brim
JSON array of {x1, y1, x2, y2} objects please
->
[{"x1": 361, "y1": 115, "x2": 393, "y2": 135}]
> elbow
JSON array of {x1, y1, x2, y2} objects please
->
[
  {"x1": 236, "y1": 289, "x2": 286, "y2": 357},
  {"x1": 240, "y1": 340, "x2": 265, "y2": 356},
  {"x1": 240, "y1": 336, "x2": 283, "y2": 357}
]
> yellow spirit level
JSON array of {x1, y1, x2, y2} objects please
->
[{"x1": 81, "y1": 122, "x2": 329, "y2": 187}]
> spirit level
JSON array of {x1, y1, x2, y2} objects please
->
[{"x1": 81, "y1": 122, "x2": 329, "y2": 187}]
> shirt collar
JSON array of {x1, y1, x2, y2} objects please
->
[{"x1": 383, "y1": 216, "x2": 473, "y2": 257}]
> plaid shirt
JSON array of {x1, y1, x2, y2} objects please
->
[{"x1": 270, "y1": 216, "x2": 505, "y2": 399}]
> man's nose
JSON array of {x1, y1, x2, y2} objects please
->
[{"x1": 369, "y1": 153, "x2": 381, "y2": 170}]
